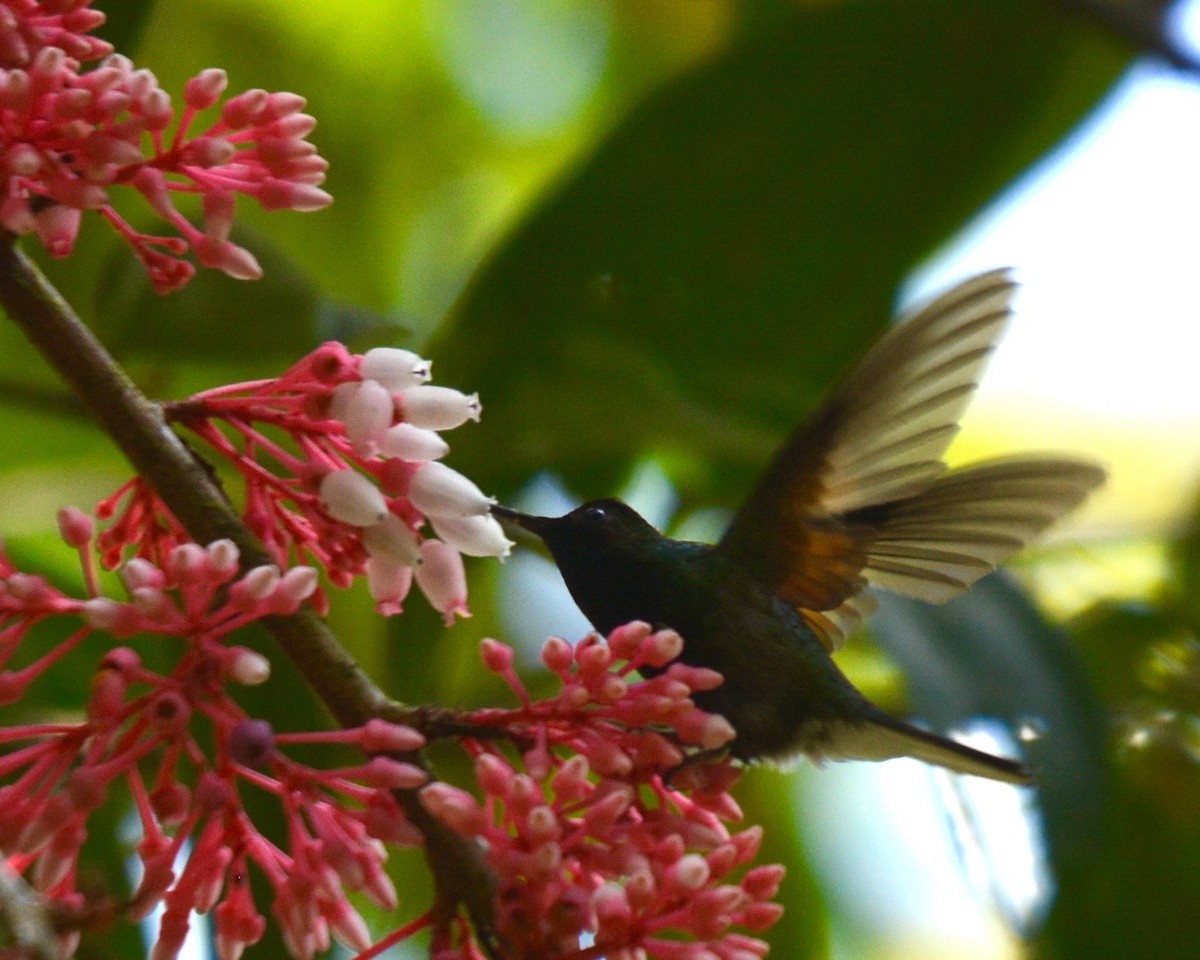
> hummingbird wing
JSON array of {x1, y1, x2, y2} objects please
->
[{"x1": 717, "y1": 269, "x2": 1103, "y2": 649}]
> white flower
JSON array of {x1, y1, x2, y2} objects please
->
[
  {"x1": 414, "y1": 540, "x2": 468, "y2": 625},
  {"x1": 430, "y1": 514, "x2": 513, "y2": 558},
  {"x1": 379, "y1": 422, "x2": 450, "y2": 461},
  {"x1": 319, "y1": 469, "x2": 389, "y2": 526},
  {"x1": 361, "y1": 347, "x2": 431, "y2": 391},
  {"x1": 334, "y1": 379, "x2": 395, "y2": 453},
  {"x1": 407, "y1": 461, "x2": 493, "y2": 518},
  {"x1": 398, "y1": 386, "x2": 481, "y2": 431},
  {"x1": 366, "y1": 555, "x2": 414, "y2": 609},
  {"x1": 362, "y1": 512, "x2": 422, "y2": 566}
]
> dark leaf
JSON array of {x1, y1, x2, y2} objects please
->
[{"x1": 433, "y1": 0, "x2": 1127, "y2": 501}]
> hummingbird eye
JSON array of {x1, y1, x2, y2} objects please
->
[{"x1": 584, "y1": 504, "x2": 608, "y2": 522}]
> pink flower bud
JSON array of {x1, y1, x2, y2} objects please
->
[
  {"x1": 83, "y1": 132, "x2": 143, "y2": 167},
  {"x1": 548, "y1": 757, "x2": 589, "y2": 805},
  {"x1": 407, "y1": 462, "x2": 492, "y2": 518},
  {"x1": 360, "y1": 347, "x2": 432, "y2": 391},
  {"x1": 419, "y1": 782, "x2": 485, "y2": 836},
  {"x1": 185, "y1": 68, "x2": 228, "y2": 109},
  {"x1": 221, "y1": 88, "x2": 268, "y2": 127},
  {"x1": 414, "y1": 540, "x2": 468, "y2": 625},
  {"x1": 327, "y1": 901, "x2": 372, "y2": 953},
  {"x1": 5, "y1": 142, "x2": 41, "y2": 176},
  {"x1": 121, "y1": 557, "x2": 164, "y2": 591},
  {"x1": 82, "y1": 597, "x2": 133, "y2": 632},
  {"x1": 362, "y1": 756, "x2": 427, "y2": 789},
  {"x1": 167, "y1": 542, "x2": 208, "y2": 582},
  {"x1": 56, "y1": 506, "x2": 94, "y2": 547},
  {"x1": 131, "y1": 585, "x2": 174, "y2": 619},
  {"x1": 359, "y1": 718, "x2": 425, "y2": 753},
  {"x1": 258, "y1": 179, "x2": 332, "y2": 212},
  {"x1": 259, "y1": 91, "x2": 307, "y2": 121},
  {"x1": 525, "y1": 805, "x2": 559, "y2": 842},
  {"x1": 478, "y1": 643, "x2": 515, "y2": 681},
  {"x1": 226, "y1": 647, "x2": 271, "y2": 686},
  {"x1": 142, "y1": 87, "x2": 173, "y2": 129},
  {"x1": 231, "y1": 565, "x2": 280, "y2": 607},
  {"x1": 671, "y1": 707, "x2": 736, "y2": 749},
  {"x1": 474, "y1": 753, "x2": 514, "y2": 796},
  {"x1": 592, "y1": 882, "x2": 632, "y2": 924},
  {"x1": 319, "y1": 470, "x2": 388, "y2": 526},
  {"x1": 362, "y1": 513, "x2": 422, "y2": 567},
  {"x1": 183, "y1": 135, "x2": 236, "y2": 168},
  {"x1": 671, "y1": 853, "x2": 711, "y2": 891},
  {"x1": 202, "y1": 189, "x2": 236, "y2": 243},
  {"x1": 379, "y1": 422, "x2": 449, "y2": 461},
  {"x1": 642, "y1": 628, "x2": 685, "y2": 667},
  {"x1": 541, "y1": 635, "x2": 573, "y2": 672},
  {"x1": 34, "y1": 204, "x2": 81, "y2": 256},
  {"x1": 274, "y1": 566, "x2": 318, "y2": 611},
  {"x1": 430, "y1": 513, "x2": 513, "y2": 558},
  {"x1": 583, "y1": 786, "x2": 633, "y2": 830},
  {"x1": 206, "y1": 539, "x2": 241, "y2": 579},
  {"x1": 365, "y1": 556, "x2": 412, "y2": 613},
  {"x1": 742, "y1": 864, "x2": 786, "y2": 900},
  {"x1": 197, "y1": 238, "x2": 262, "y2": 280},
  {"x1": 397, "y1": 386, "x2": 481, "y2": 430}
]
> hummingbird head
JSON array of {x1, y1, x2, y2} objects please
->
[{"x1": 491, "y1": 498, "x2": 664, "y2": 562}]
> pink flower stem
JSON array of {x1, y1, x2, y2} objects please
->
[
  {"x1": 0, "y1": 234, "x2": 504, "y2": 952},
  {"x1": 352, "y1": 909, "x2": 434, "y2": 960}
]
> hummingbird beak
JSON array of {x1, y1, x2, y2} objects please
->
[{"x1": 490, "y1": 504, "x2": 553, "y2": 539}]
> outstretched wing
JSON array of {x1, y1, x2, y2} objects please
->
[{"x1": 717, "y1": 269, "x2": 1103, "y2": 649}]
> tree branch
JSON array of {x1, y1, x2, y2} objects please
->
[{"x1": 0, "y1": 234, "x2": 500, "y2": 952}]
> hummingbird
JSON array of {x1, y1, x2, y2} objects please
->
[{"x1": 491, "y1": 269, "x2": 1104, "y2": 785}]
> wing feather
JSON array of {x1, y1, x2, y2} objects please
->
[{"x1": 717, "y1": 270, "x2": 1104, "y2": 650}]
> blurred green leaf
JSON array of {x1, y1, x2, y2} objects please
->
[
  {"x1": 434, "y1": 0, "x2": 1127, "y2": 501},
  {"x1": 92, "y1": 226, "x2": 322, "y2": 363},
  {"x1": 93, "y1": 0, "x2": 157, "y2": 54}
]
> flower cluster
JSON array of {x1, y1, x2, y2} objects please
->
[
  {"x1": 0, "y1": 0, "x2": 330, "y2": 293},
  {"x1": 0, "y1": 522, "x2": 427, "y2": 960},
  {"x1": 419, "y1": 624, "x2": 786, "y2": 960},
  {"x1": 97, "y1": 341, "x2": 509, "y2": 621}
]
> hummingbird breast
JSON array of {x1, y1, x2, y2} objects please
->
[{"x1": 549, "y1": 539, "x2": 876, "y2": 760}]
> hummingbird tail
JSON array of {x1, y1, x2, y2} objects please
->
[{"x1": 811, "y1": 714, "x2": 1033, "y2": 785}]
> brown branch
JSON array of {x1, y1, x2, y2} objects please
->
[{"x1": 0, "y1": 235, "x2": 500, "y2": 952}]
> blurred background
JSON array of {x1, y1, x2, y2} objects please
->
[{"x1": 4, "y1": 1, "x2": 1200, "y2": 957}]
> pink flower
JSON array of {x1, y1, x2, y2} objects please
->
[
  {"x1": 98, "y1": 342, "x2": 508, "y2": 619},
  {"x1": 0, "y1": 534, "x2": 427, "y2": 960},
  {"x1": 0, "y1": 3, "x2": 330, "y2": 293},
  {"x1": 414, "y1": 625, "x2": 786, "y2": 960}
]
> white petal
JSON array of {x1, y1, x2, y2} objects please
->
[
  {"x1": 414, "y1": 540, "x2": 468, "y2": 624},
  {"x1": 398, "y1": 386, "x2": 481, "y2": 431},
  {"x1": 407, "y1": 461, "x2": 493, "y2": 518},
  {"x1": 362, "y1": 513, "x2": 422, "y2": 566},
  {"x1": 340, "y1": 379, "x2": 394, "y2": 451},
  {"x1": 319, "y1": 470, "x2": 389, "y2": 526},
  {"x1": 361, "y1": 347, "x2": 431, "y2": 390},
  {"x1": 430, "y1": 514, "x2": 513, "y2": 558},
  {"x1": 379, "y1": 422, "x2": 450, "y2": 461}
]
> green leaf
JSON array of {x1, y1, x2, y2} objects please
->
[
  {"x1": 94, "y1": 0, "x2": 158, "y2": 55},
  {"x1": 433, "y1": 0, "x2": 1127, "y2": 501},
  {"x1": 90, "y1": 225, "x2": 323, "y2": 364}
]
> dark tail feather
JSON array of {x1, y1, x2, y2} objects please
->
[{"x1": 816, "y1": 713, "x2": 1033, "y2": 785}]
